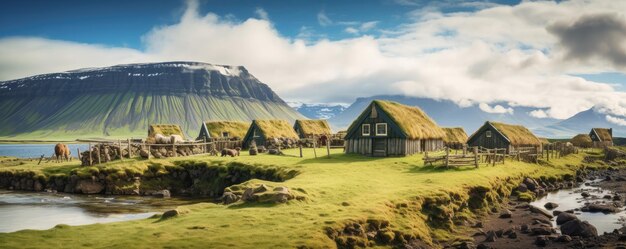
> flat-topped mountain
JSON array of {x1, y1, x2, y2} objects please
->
[{"x1": 0, "y1": 62, "x2": 304, "y2": 139}]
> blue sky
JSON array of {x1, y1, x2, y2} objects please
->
[
  {"x1": 0, "y1": 0, "x2": 522, "y2": 48},
  {"x1": 1, "y1": 0, "x2": 626, "y2": 121}
]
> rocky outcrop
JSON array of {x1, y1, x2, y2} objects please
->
[
  {"x1": 0, "y1": 161, "x2": 300, "y2": 197},
  {"x1": 221, "y1": 183, "x2": 305, "y2": 205}
]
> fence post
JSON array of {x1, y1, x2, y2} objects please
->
[
  {"x1": 299, "y1": 143, "x2": 303, "y2": 158},
  {"x1": 445, "y1": 147, "x2": 449, "y2": 169},
  {"x1": 127, "y1": 138, "x2": 132, "y2": 158},
  {"x1": 173, "y1": 143, "x2": 177, "y2": 157},
  {"x1": 473, "y1": 147, "x2": 478, "y2": 168},
  {"x1": 326, "y1": 141, "x2": 331, "y2": 158},
  {"x1": 147, "y1": 144, "x2": 151, "y2": 159},
  {"x1": 313, "y1": 140, "x2": 317, "y2": 158},
  {"x1": 77, "y1": 148, "x2": 81, "y2": 161},
  {"x1": 119, "y1": 140, "x2": 123, "y2": 162},
  {"x1": 203, "y1": 138, "x2": 207, "y2": 154},
  {"x1": 88, "y1": 143, "x2": 93, "y2": 166},
  {"x1": 492, "y1": 149, "x2": 496, "y2": 166}
]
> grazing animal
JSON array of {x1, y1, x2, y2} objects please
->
[
  {"x1": 221, "y1": 148, "x2": 241, "y2": 157},
  {"x1": 54, "y1": 143, "x2": 71, "y2": 162}
]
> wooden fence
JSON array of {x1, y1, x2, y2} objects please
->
[
  {"x1": 77, "y1": 138, "x2": 243, "y2": 166},
  {"x1": 424, "y1": 146, "x2": 507, "y2": 169}
]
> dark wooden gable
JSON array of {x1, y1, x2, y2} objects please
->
[
  {"x1": 467, "y1": 122, "x2": 511, "y2": 149},
  {"x1": 345, "y1": 102, "x2": 407, "y2": 140},
  {"x1": 589, "y1": 129, "x2": 602, "y2": 142},
  {"x1": 196, "y1": 123, "x2": 210, "y2": 140},
  {"x1": 293, "y1": 121, "x2": 304, "y2": 138},
  {"x1": 242, "y1": 121, "x2": 265, "y2": 148}
]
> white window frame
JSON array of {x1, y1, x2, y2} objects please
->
[
  {"x1": 486, "y1": 130, "x2": 492, "y2": 138},
  {"x1": 362, "y1": 124, "x2": 371, "y2": 136},
  {"x1": 375, "y1": 123, "x2": 388, "y2": 136}
]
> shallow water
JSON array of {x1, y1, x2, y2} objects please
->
[
  {"x1": 531, "y1": 180, "x2": 626, "y2": 234},
  {"x1": 0, "y1": 144, "x2": 89, "y2": 158},
  {"x1": 0, "y1": 190, "x2": 206, "y2": 233}
]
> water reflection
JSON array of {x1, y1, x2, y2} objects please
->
[{"x1": 0, "y1": 190, "x2": 207, "y2": 233}]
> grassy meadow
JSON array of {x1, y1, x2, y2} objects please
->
[{"x1": 0, "y1": 148, "x2": 604, "y2": 248}]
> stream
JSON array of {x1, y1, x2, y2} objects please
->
[
  {"x1": 530, "y1": 179, "x2": 626, "y2": 235},
  {"x1": 0, "y1": 190, "x2": 207, "y2": 233}
]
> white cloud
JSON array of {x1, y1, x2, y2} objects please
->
[
  {"x1": 529, "y1": 110, "x2": 549, "y2": 118},
  {"x1": 345, "y1": 27, "x2": 359, "y2": 34},
  {"x1": 606, "y1": 115, "x2": 626, "y2": 126},
  {"x1": 1, "y1": 0, "x2": 626, "y2": 120},
  {"x1": 317, "y1": 10, "x2": 332, "y2": 26},
  {"x1": 478, "y1": 103, "x2": 513, "y2": 114},
  {"x1": 255, "y1": 7, "x2": 269, "y2": 20}
]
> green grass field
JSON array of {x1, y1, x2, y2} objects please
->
[{"x1": 0, "y1": 148, "x2": 601, "y2": 248}]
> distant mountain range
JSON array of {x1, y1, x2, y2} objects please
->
[
  {"x1": 324, "y1": 95, "x2": 626, "y2": 138},
  {"x1": 289, "y1": 103, "x2": 347, "y2": 120},
  {"x1": 0, "y1": 62, "x2": 303, "y2": 139}
]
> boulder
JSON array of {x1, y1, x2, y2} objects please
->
[
  {"x1": 544, "y1": 202, "x2": 558, "y2": 210},
  {"x1": 529, "y1": 205, "x2": 554, "y2": 218},
  {"x1": 221, "y1": 192, "x2": 239, "y2": 204},
  {"x1": 556, "y1": 212, "x2": 577, "y2": 225},
  {"x1": 581, "y1": 192, "x2": 590, "y2": 197},
  {"x1": 524, "y1": 178, "x2": 538, "y2": 191},
  {"x1": 517, "y1": 183, "x2": 528, "y2": 192},
  {"x1": 560, "y1": 219, "x2": 598, "y2": 238},
  {"x1": 161, "y1": 209, "x2": 179, "y2": 219},
  {"x1": 581, "y1": 203, "x2": 619, "y2": 213},
  {"x1": 139, "y1": 150, "x2": 150, "y2": 158},
  {"x1": 154, "y1": 189, "x2": 171, "y2": 198},
  {"x1": 75, "y1": 179, "x2": 104, "y2": 194},
  {"x1": 535, "y1": 235, "x2": 548, "y2": 246},
  {"x1": 531, "y1": 227, "x2": 553, "y2": 235},
  {"x1": 484, "y1": 231, "x2": 497, "y2": 242},
  {"x1": 499, "y1": 209, "x2": 512, "y2": 219},
  {"x1": 556, "y1": 235, "x2": 572, "y2": 242}
]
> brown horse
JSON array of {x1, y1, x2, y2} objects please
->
[{"x1": 54, "y1": 143, "x2": 71, "y2": 162}]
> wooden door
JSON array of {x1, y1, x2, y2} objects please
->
[{"x1": 373, "y1": 138, "x2": 387, "y2": 157}]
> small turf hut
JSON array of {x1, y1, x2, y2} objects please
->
[
  {"x1": 148, "y1": 124, "x2": 185, "y2": 139},
  {"x1": 293, "y1": 120, "x2": 332, "y2": 139},
  {"x1": 197, "y1": 121, "x2": 250, "y2": 141},
  {"x1": 242, "y1": 120, "x2": 299, "y2": 148},
  {"x1": 467, "y1": 121, "x2": 541, "y2": 153},
  {"x1": 344, "y1": 100, "x2": 445, "y2": 157},
  {"x1": 589, "y1": 128, "x2": 613, "y2": 147},
  {"x1": 571, "y1": 134, "x2": 592, "y2": 148},
  {"x1": 442, "y1": 127, "x2": 468, "y2": 150}
]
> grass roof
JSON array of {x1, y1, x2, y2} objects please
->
[
  {"x1": 373, "y1": 100, "x2": 445, "y2": 140},
  {"x1": 205, "y1": 121, "x2": 250, "y2": 139},
  {"x1": 592, "y1": 128, "x2": 612, "y2": 142},
  {"x1": 571, "y1": 134, "x2": 592, "y2": 148},
  {"x1": 295, "y1": 120, "x2": 332, "y2": 136},
  {"x1": 489, "y1": 122, "x2": 540, "y2": 146},
  {"x1": 148, "y1": 124, "x2": 185, "y2": 139},
  {"x1": 537, "y1": 137, "x2": 550, "y2": 145},
  {"x1": 442, "y1": 127, "x2": 468, "y2": 144},
  {"x1": 254, "y1": 120, "x2": 299, "y2": 140}
]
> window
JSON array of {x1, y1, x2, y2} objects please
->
[
  {"x1": 486, "y1": 130, "x2": 492, "y2": 138},
  {"x1": 362, "y1": 124, "x2": 371, "y2": 136},
  {"x1": 222, "y1": 132, "x2": 230, "y2": 138},
  {"x1": 376, "y1": 123, "x2": 387, "y2": 136}
]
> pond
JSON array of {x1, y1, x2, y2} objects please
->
[
  {"x1": 0, "y1": 190, "x2": 207, "y2": 233},
  {"x1": 530, "y1": 179, "x2": 626, "y2": 235},
  {"x1": 0, "y1": 144, "x2": 90, "y2": 158}
]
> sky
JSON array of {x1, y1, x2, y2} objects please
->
[{"x1": 1, "y1": 0, "x2": 626, "y2": 123}]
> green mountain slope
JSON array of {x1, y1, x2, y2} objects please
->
[{"x1": 0, "y1": 62, "x2": 304, "y2": 140}]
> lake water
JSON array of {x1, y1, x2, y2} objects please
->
[
  {"x1": 0, "y1": 144, "x2": 89, "y2": 158},
  {"x1": 0, "y1": 190, "x2": 206, "y2": 233},
  {"x1": 531, "y1": 180, "x2": 626, "y2": 235}
]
